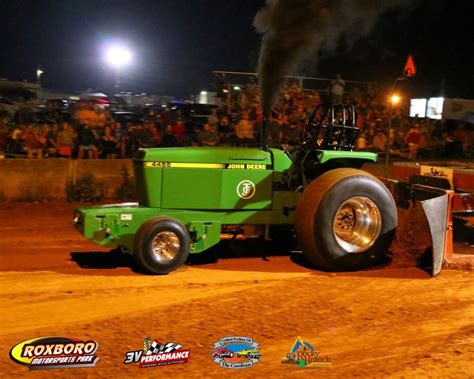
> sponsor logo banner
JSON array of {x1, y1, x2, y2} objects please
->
[
  {"x1": 420, "y1": 165, "x2": 454, "y2": 183},
  {"x1": 281, "y1": 336, "x2": 332, "y2": 368},
  {"x1": 212, "y1": 336, "x2": 261, "y2": 369},
  {"x1": 124, "y1": 337, "x2": 190, "y2": 368},
  {"x1": 9, "y1": 337, "x2": 99, "y2": 370}
]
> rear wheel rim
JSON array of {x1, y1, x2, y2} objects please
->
[
  {"x1": 332, "y1": 196, "x2": 382, "y2": 253},
  {"x1": 152, "y1": 231, "x2": 180, "y2": 262}
]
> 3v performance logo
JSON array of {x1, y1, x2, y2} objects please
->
[{"x1": 124, "y1": 337, "x2": 190, "y2": 368}]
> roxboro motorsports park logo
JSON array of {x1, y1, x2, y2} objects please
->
[
  {"x1": 124, "y1": 337, "x2": 190, "y2": 368},
  {"x1": 9, "y1": 337, "x2": 99, "y2": 370},
  {"x1": 281, "y1": 336, "x2": 332, "y2": 368},
  {"x1": 212, "y1": 336, "x2": 261, "y2": 369}
]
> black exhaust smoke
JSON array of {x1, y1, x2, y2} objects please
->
[
  {"x1": 254, "y1": 0, "x2": 418, "y2": 115},
  {"x1": 260, "y1": 113, "x2": 269, "y2": 150}
]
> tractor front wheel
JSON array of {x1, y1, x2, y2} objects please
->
[
  {"x1": 134, "y1": 217, "x2": 190, "y2": 274},
  {"x1": 295, "y1": 168, "x2": 397, "y2": 271}
]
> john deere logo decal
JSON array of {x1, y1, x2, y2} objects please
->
[
  {"x1": 237, "y1": 180, "x2": 256, "y2": 199},
  {"x1": 212, "y1": 336, "x2": 261, "y2": 369},
  {"x1": 281, "y1": 336, "x2": 331, "y2": 368},
  {"x1": 9, "y1": 337, "x2": 99, "y2": 370}
]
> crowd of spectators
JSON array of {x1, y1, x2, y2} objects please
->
[{"x1": 0, "y1": 77, "x2": 472, "y2": 160}]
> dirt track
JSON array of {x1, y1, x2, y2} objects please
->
[{"x1": 0, "y1": 202, "x2": 473, "y2": 378}]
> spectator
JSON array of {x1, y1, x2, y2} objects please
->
[
  {"x1": 208, "y1": 108, "x2": 219, "y2": 130},
  {"x1": 248, "y1": 101, "x2": 260, "y2": 122},
  {"x1": 22, "y1": 124, "x2": 42, "y2": 159},
  {"x1": 112, "y1": 122, "x2": 125, "y2": 158},
  {"x1": 393, "y1": 126, "x2": 406, "y2": 151},
  {"x1": 101, "y1": 126, "x2": 118, "y2": 159},
  {"x1": 372, "y1": 130, "x2": 388, "y2": 152},
  {"x1": 124, "y1": 124, "x2": 138, "y2": 157},
  {"x1": 418, "y1": 131, "x2": 431, "y2": 157},
  {"x1": 96, "y1": 108, "x2": 109, "y2": 125},
  {"x1": 44, "y1": 102, "x2": 61, "y2": 123},
  {"x1": 173, "y1": 121, "x2": 186, "y2": 145},
  {"x1": 330, "y1": 74, "x2": 345, "y2": 104},
  {"x1": 78, "y1": 102, "x2": 98, "y2": 124},
  {"x1": 467, "y1": 123, "x2": 474, "y2": 156},
  {"x1": 183, "y1": 126, "x2": 202, "y2": 146},
  {"x1": 245, "y1": 76, "x2": 258, "y2": 97},
  {"x1": 350, "y1": 86, "x2": 362, "y2": 102},
  {"x1": 57, "y1": 123, "x2": 75, "y2": 158},
  {"x1": 9, "y1": 123, "x2": 24, "y2": 155},
  {"x1": 281, "y1": 117, "x2": 301, "y2": 146},
  {"x1": 78, "y1": 121, "x2": 98, "y2": 159},
  {"x1": 150, "y1": 121, "x2": 162, "y2": 146},
  {"x1": 391, "y1": 108, "x2": 403, "y2": 130},
  {"x1": 163, "y1": 124, "x2": 178, "y2": 147},
  {"x1": 2, "y1": 80, "x2": 468, "y2": 160},
  {"x1": 235, "y1": 111, "x2": 254, "y2": 147},
  {"x1": 136, "y1": 122, "x2": 158, "y2": 148},
  {"x1": 199, "y1": 123, "x2": 219, "y2": 146},
  {"x1": 144, "y1": 108, "x2": 159, "y2": 126},
  {"x1": 454, "y1": 124, "x2": 469, "y2": 157},
  {"x1": 356, "y1": 131, "x2": 367, "y2": 149},
  {"x1": 0, "y1": 118, "x2": 9, "y2": 156},
  {"x1": 433, "y1": 118, "x2": 447, "y2": 139},
  {"x1": 37, "y1": 124, "x2": 50, "y2": 156},
  {"x1": 405, "y1": 123, "x2": 421, "y2": 161},
  {"x1": 46, "y1": 123, "x2": 59, "y2": 157},
  {"x1": 160, "y1": 106, "x2": 174, "y2": 127},
  {"x1": 268, "y1": 113, "x2": 281, "y2": 147},
  {"x1": 14, "y1": 102, "x2": 36, "y2": 124},
  {"x1": 217, "y1": 116, "x2": 233, "y2": 146},
  {"x1": 175, "y1": 109, "x2": 186, "y2": 124}
]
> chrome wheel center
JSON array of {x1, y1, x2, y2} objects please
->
[
  {"x1": 333, "y1": 196, "x2": 382, "y2": 253},
  {"x1": 152, "y1": 231, "x2": 180, "y2": 262}
]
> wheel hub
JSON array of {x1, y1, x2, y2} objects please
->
[
  {"x1": 333, "y1": 196, "x2": 382, "y2": 253},
  {"x1": 152, "y1": 231, "x2": 180, "y2": 262}
]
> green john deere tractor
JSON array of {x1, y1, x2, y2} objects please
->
[{"x1": 74, "y1": 104, "x2": 399, "y2": 274}]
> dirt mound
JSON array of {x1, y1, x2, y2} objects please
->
[{"x1": 389, "y1": 206, "x2": 432, "y2": 268}]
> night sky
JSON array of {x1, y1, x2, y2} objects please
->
[{"x1": 0, "y1": 0, "x2": 472, "y2": 99}]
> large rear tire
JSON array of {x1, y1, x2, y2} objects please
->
[
  {"x1": 295, "y1": 168, "x2": 397, "y2": 271},
  {"x1": 134, "y1": 217, "x2": 190, "y2": 274}
]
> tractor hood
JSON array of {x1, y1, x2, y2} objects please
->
[{"x1": 133, "y1": 147, "x2": 275, "y2": 209}]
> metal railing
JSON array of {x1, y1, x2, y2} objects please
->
[{"x1": 212, "y1": 70, "x2": 376, "y2": 94}]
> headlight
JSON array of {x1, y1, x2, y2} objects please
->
[{"x1": 73, "y1": 213, "x2": 80, "y2": 224}]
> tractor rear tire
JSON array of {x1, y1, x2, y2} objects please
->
[
  {"x1": 134, "y1": 217, "x2": 190, "y2": 274},
  {"x1": 295, "y1": 168, "x2": 397, "y2": 271}
]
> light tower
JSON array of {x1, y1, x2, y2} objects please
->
[{"x1": 105, "y1": 45, "x2": 132, "y2": 89}]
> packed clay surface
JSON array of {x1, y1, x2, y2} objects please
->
[{"x1": 1, "y1": 202, "x2": 473, "y2": 377}]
